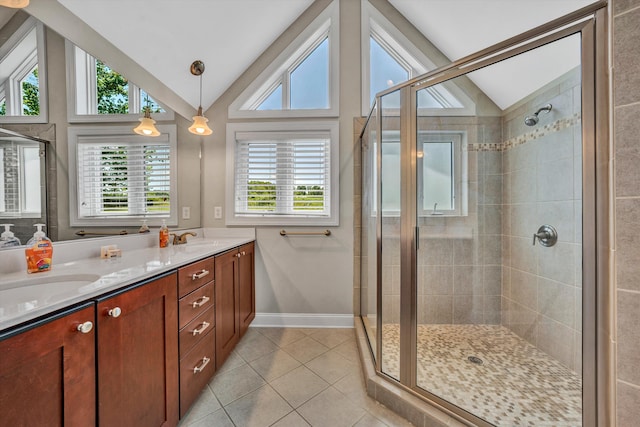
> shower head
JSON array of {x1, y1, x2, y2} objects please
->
[{"x1": 524, "y1": 103, "x2": 552, "y2": 126}]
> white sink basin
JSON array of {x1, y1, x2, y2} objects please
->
[{"x1": 0, "y1": 274, "x2": 101, "y2": 292}]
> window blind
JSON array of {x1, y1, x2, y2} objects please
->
[
  {"x1": 77, "y1": 138, "x2": 171, "y2": 218},
  {"x1": 234, "y1": 135, "x2": 330, "y2": 217}
]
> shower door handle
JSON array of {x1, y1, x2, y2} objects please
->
[{"x1": 532, "y1": 225, "x2": 558, "y2": 247}]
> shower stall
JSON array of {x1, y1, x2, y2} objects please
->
[{"x1": 358, "y1": 5, "x2": 606, "y2": 426}]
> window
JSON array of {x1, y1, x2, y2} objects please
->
[
  {"x1": 374, "y1": 131, "x2": 466, "y2": 217},
  {"x1": 362, "y1": 1, "x2": 474, "y2": 116},
  {"x1": 228, "y1": 1, "x2": 339, "y2": 118},
  {"x1": 66, "y1": 42, "x2": 174, "y2": 122},
  {"x1": 0, "y1": 16, "x2": 48, "y2": 123},
  {"x1": 68, "y1": 125, "x2": 177, "y2": 226},
  {"x1": 226, "y1": 122, "x2": 339, "y2": 226},
  {"x1": 0, "y1": 140, "x2": 42, "y2": 217}
]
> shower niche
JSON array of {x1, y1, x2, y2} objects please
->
[{"x1": 359, "y1": 12, "x2": 602, "y2": 426}]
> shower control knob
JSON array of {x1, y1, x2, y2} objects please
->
[{"x1": 533, "y1": 225, "x2": 558, "y2": 247}]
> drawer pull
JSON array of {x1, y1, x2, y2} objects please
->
[
  {"x1": 191, "y1": 296, "x2": 210, "y2": 308},
  {"x1": 193, "y1": 356, "x2": 211, "y2": 374},
  {"x1": 191, "y1": 269, "x2": 210, "y2": 280},
  {"x1": 191, "y1": 321, "x2": 210, "y2": 336}
]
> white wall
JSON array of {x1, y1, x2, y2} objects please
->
[{"x1": 200, "y1": 0, "x2": 359, "y2": 321}]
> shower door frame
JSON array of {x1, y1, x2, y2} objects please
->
[{"x1": 371, "y1": 2, "x2": 609, "y2": 426}]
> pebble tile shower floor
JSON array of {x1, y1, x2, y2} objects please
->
[
  {"x1": 380, "y1": 324, "x2": 582, "y2": 426},
  {"x1": 177, "y1": 327, "x2": 414, "y2": 427}
]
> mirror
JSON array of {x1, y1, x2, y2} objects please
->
[
  {"x1": 0, "y1": 126, "x2": 49, "y2": 246},
  {"x1": 0, "y1": 11, "x2": 202, "y2": 245}
]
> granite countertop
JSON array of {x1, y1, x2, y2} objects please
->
[{"x1": 0, "y1": 228, "x2": 254, "y2": 332}]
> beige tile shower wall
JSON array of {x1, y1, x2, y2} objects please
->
[
  {"x1": 417, "y1": 117, "x2": 503, "y2": 326},
  {"x1": 613, "y1": 1, "x2": 640, "y2": 424},
  {"x1": 501, "y1": 68, "x2": 582, "y2": 372}
]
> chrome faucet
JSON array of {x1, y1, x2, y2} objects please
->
[{"x1": 171, "y1": 231, "x2": 197, "y2": 245}]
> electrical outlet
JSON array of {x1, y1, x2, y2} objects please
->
[
  {"x1": 182, "y1": 206, "x2": 191, "y2": 219},
  {"x1": 214, "y1": 206, "x2": 222, "y2": 219}
]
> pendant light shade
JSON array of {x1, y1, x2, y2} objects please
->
[
  {"x1": 188, "y1": 60, "x2": 212, "y2": 136},
  {"x1": 133, "y1": 108, "x2": 160, "y2": 137},
  {"x1": 0, "y1": 0, "x2": 29, "y2": 8},
  {"x1": 188, "y1": 106, "x2": 212, "y2": 135}
]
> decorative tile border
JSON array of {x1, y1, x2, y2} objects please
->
[{"x1": 468, "y1": 113, "x2": 581, "y2": 152}]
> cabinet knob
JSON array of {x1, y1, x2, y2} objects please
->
[
  {"x1": 235, "y1": 253, "x2": 241, "y2": 258},
  {"x1": 107, "y1": 307, "x2": 122, "y2": 318},
  {"x1": 76, "y1": 321, "x2": 93, "y2": 334},
  {"x1": 241, "y1": 251, "x2": 246, "y2": 256}
]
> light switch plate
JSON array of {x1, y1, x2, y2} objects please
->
[{"x1": 214, "y1": 206, "x2": 222, "y2": 219}]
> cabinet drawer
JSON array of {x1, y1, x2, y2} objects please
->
[
  {"x1": 178, "y1": 281, "x2": 214, "y2": 329},
  {"x1": 179, "y1": 305, "x2": 215, "y2": 357},
  {"x1": 179, "y1": 329, "x2": 215, "y2": 418},
  {"x1": 178, "y1": 257, "x2": 214, "y2": 297}
]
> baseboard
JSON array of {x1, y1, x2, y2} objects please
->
[{"x1": 251, "y1": 313, "x2": 354, "y2": 328}]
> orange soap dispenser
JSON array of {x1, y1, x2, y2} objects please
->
[{"x1": 25, "y1": 223, "x2": 53, "y2": 273}]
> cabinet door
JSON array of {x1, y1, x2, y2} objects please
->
[
  {"x1": 238, "y1": 242, "x2": 255, "y2": 337},
  {"x1": 0, "y1": 303, "x2": 96, "y2": 427},
  {"x1": 215, "y1": 249, "x2": 240, "y2": 369},
  {"x1": 97, "y1": 273, "x2": 178, "y2": 427}
]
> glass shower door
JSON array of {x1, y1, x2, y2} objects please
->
[{"x1": 379, "y1": 88, "x2": 402, "y2": 380}]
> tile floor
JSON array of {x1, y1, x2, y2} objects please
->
[{"x1": 178, "y1": 327, "x2": 414, "y2": 427}]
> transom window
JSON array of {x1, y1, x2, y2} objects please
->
[
  {"x1": 0, "y1": 16, "x2": 48, "y2": 123},
  {"x1": 228, "y1": 1, "x2": 339, "y2": 118},
  {"x1": 68, "y1": 125, "x2": 177, "y2": 226},
  {"x1": 66, "y1": 43, "x2": 173, "y2": 122},
  {"x1": 362, "y1": 1, "x2": 474, "y2": 116},
  {"x1": 226, "y1": 122, "x2": 339, "y2": 226}
]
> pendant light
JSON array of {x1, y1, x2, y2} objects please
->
[
  {"x1": 133, "y1": 96, "x2": 160, "y2": 137},
  {"x1": 188, "y1": 60, "x2": 212, "y2": 136},
  {"x1": 0, "y1": 0, "x2": 29, "y2": 8}
]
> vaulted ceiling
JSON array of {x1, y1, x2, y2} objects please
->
[{"x1": 19, "y1": 0, "x2": 596, "y2": 117}]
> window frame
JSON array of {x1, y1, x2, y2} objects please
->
[
  {"x1": 226, "y1": 121, "x2": 339, "y2": 226},
  {"x1": 0, "y1": 140, "x2": 43, "y2": 218},
  {"x1": 373, "y1": 130, "x2": 467, "y2": 218},
  {"x1": 0, "y1": 17, "x2": 48, "y2": 124},
  {"x1": 361, "y1": 0, "x2": 475, "y2": 117},
  {"x1": 68, "y1": 125, "x2": 178, "y2": 227},
  {"x1": 65, "y1": 41, "x2": 175, "y2": 123},
  {"x1": 228, "y1": 1, "x2": 339, "y2": 119}
]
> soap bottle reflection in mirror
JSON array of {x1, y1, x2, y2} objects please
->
[
  {"x1": 0, "y1": 224, "x2": 21, "y2": 248},
  {"x1": 25, "y1": 224, "x2": 53, "y2": 273}
]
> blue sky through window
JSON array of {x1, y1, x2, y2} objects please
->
[
  {"x1": 291, "y1": 38, "x2": 329, "y2": 109},
  {"x1": 370, "y1": 37, "x2": 408, "y2": 106}
]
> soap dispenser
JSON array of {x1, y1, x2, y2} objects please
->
[
  {"x1": 0, "y1": 224, "x2": 21, "y2": 248},
  {"x1": 25, "y1": 223, "x2": 53, "y2": 273}
]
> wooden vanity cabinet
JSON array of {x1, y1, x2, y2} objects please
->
[
  {"x1": 177, "y1": 256, "x2": 216, "y2": 418},
  {"x1": 96, "y1": 272, "x2": 178, "y2": 427},
  {"x1": 238, "y1": 242, "x2": 255, "y2": 336},
  {"x1": 0, "y1": 303, "x2": 96, "y2": 427},
  {"x1": 215, "y1": 242, "x2": 255, "y2": 369}
]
